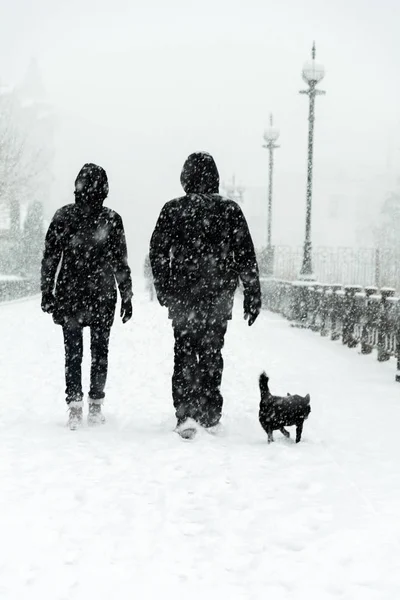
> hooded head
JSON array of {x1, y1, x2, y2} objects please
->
[
  {"x1": 180, "y1": 152, "x2": 219, "y2": 195},
  {"x1": 74, "y1": 163, "x2": 109, "y2": 213}
]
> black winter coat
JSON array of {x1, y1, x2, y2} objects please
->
[
  {"x1": 41, "y1": 203, "x2": 132, "y2": 327},
  {"x1": 149, "y1": 153, "x2": 261, "y2": 322}
]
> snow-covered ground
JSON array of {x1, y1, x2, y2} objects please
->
[{"x1": 1, "y1": 279, "x2": 400, "y2": 599}]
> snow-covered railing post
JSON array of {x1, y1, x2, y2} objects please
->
[
  {"x1": 361, "y1": 287, "x2": 379, "y2": 354},
  {"x1": 290, "y1": 282, "x2": 301, "y2": 323},
  {"x1": 396, "y1": 312, "x2": 400, "y2": 383},
  {"x1": 385, "y1": 297, "x2": 399, "y2": 361},
  {"x1": 366, "y1": 293, "x2": 381, "y2": 355},
  {"x1": 274, "y1": 279, "x2": 282, "y2": 313},
  {"x1": 330, "y1": 285, "x2": 343, "y2": 341},
  {"x1": 303, "y1": 284, "x2": 314, "y2": 328},
  {"x1": 323, "y1": 288, "x2": 333, "y2": 337},
  {"x1": 287, "y1": 282, "x2": 298, "y2": 321},
  {"x1": 318, "y1": 284, "x2": 331, "y2": 336},
  {"x1": 308, "y1": 285, "x2": 320, "y2": 331},
  {"x1": 377, "y1": 288, "x2": 396, "y2": 362},
  {"x1": 342, "y1": 285, "x2": 363, "y2": 348},
  {"x1": 312, "y1": 285, "x2": 324, "y2": 332},
  {"x1": 290, "y1": 281, "x2": 315, "y2": 327},
  {"x1": 352, "y1": 291, "x2": 367, "y2": 348},
  {"x1": 282, "y1": 282, "x2": 293, "y2": 319},
  {"x1": 270, "y1": 279, "x2": 280, "y2": 313}
]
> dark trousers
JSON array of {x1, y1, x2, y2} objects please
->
[
  {"x1": 172, "y1": 317, "x2": 228, "y2": 427},
  {"x1": 62, "y1": 319, "x2": 111, "y2": 404}
]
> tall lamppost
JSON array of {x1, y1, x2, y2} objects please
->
[
  {"x1": 263, "y1": 113, "x2": 280, "y2": 276},
  {"x1": 299, "y1": 42, "x2": 325, "y2": 279}
]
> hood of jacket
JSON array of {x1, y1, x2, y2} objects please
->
[
  {"x1": 180, "y1": 152, "x2": 219, "y2": 195},
  {"x1": 74, "y1": 163, "x2": 109, "y2": 213}
]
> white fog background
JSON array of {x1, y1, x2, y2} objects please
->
[{"x1": 0, "y1": 0, "x2": 399, "y2": 274}]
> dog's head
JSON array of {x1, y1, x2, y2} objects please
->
[{"x1": 289, "y1": 394, "x2": 311, "y2": 419}]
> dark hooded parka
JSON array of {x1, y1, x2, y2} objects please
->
[
  {"x1": 41, "y1": 163, "x2": 133, "y2": 328},
  {"x1": 149, "y1": 152, "x2": 261, "y2": 428},
  {"x1": 149, "y1": 152, "x2": 261, "y2": 324}
]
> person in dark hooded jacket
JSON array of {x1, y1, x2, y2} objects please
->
[
  {"x1": 41, "y1": 163, "x2": 133, "y2": 429},
  {"x1": 150, "y1": 152, "x2": 261, "y2": 436}
]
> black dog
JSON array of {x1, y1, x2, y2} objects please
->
[{"x1": 259, "y1": 372, "x2": 311, "y2": 443}]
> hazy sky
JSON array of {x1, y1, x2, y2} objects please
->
[{"x1": 1, "y1": 0, "x2": 399, "y2": 271}]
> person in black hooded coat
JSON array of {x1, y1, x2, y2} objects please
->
[
  {"x1": 41, "y1": 163, "x2": 133, "y2": 428},
  {"x1": 149, "y1": 152, "x2": 261, "y2": 433}
]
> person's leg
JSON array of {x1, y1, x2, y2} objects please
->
[
  {"x1": 62, "y1": 319, "x2": 84, "y2": 429},
  {"x1": 172, "y1": 321, "x2": 200, "y2": 425},
  {"x1": 87, "y1": 325, "x2": 111, "y2": 424},
  {"x1": 62, "y1": 319, "x2": 84, "y2": 404},
  {"x1": 89, "y1": 325, "x2": 111, "y2": 401},
  {"x1": 197, "y1": 319, "x2": 228, "y2": 427}
]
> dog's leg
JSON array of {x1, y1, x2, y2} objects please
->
[
  {"x1": 295, "y1": 421, "x2": 304, "y2": 443},
  {"x1": 280, "y1": 427, "x2": 290, "y2": 438},
  {"x1": 267, "y1": 427, "x2": 274, "y2": 443}
]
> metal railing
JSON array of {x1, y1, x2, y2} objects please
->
[
  {"x1": 261, "y1": 278, "x2": 400, "y2": 383},
  {"x1": 0, "y1": 277, "x2": 39, "y2": 303}
]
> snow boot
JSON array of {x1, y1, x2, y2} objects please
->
[
  {"x1": 175, "y1": 417, "x2": 198, "y2": 440},
  {"x1": 88, "y1": 401, "x2": 106, "y2": 426},
  {"x1": 68, "y1": 403, "x2": 83, "y2": 430},
  {"x1": 205, "y1": 422, "x2": 223, "y2": 435}
]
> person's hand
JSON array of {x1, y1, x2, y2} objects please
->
[
  {"x1": 244, "y1": 295, "x2": 261, "y2": 326},
  {"x1": 158, "y1": 294, "x2": 169, "y2": 307},
  {"x1": 157, "y1": 287, "x2": 172, "y2": 307},
  {"x1": 244, "y1": 309, "x2": 259, "y2": 326},
  {"x1": 41, "y1": 292, "x2": 55, "y2": 314},
  {"x1": 120, "y1": 298, "x2": 133, "y2": 324}
]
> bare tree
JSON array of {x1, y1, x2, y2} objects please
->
[
  {"x1": 0, "y1": 81, "x2": 53, "y2": 281},
  {"x1": 0, "y1": 86, "x2": 53, "y2": 230}
]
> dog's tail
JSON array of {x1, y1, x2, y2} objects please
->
[{"x1": 259, "y1": 372, "x2": 270, "y2": 396}]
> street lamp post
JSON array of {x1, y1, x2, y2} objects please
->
[
  {"x1": 263, "y1": 114, "x2": 280, "y2": 276},
  {"x1": 299, "y1": 42, "x2": 325, "y2": 279},
  {"x1": 224, "y1": 175, "x2": 245, "y2": 204}
]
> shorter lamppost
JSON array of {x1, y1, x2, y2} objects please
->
[
  {"x1": 299, "y1": 42, "x2": 326, "y2": 279},
  {"x1": 224, "y1": 175, "x2": 245, "y2": 204},
  {"x1": 263, "y1": 113, "x2": 280, "y2": 276}
]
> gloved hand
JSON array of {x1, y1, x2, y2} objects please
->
[
  {"x1": 120, "y1": 298, "x2": 133, "y2": 324},
  {"x1": 243, "y1": 294, "x2": 261, "y2": 326},
  {"x1": 41, "y1": 292, "x2": 55, "y2": 314},
  {"x1": 158, "y1": 293, "x2": 169, "y2": 307}
]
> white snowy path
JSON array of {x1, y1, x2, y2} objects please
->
[{"x1": 1, "y1": 282, "x2": 400, "y2": 599}]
